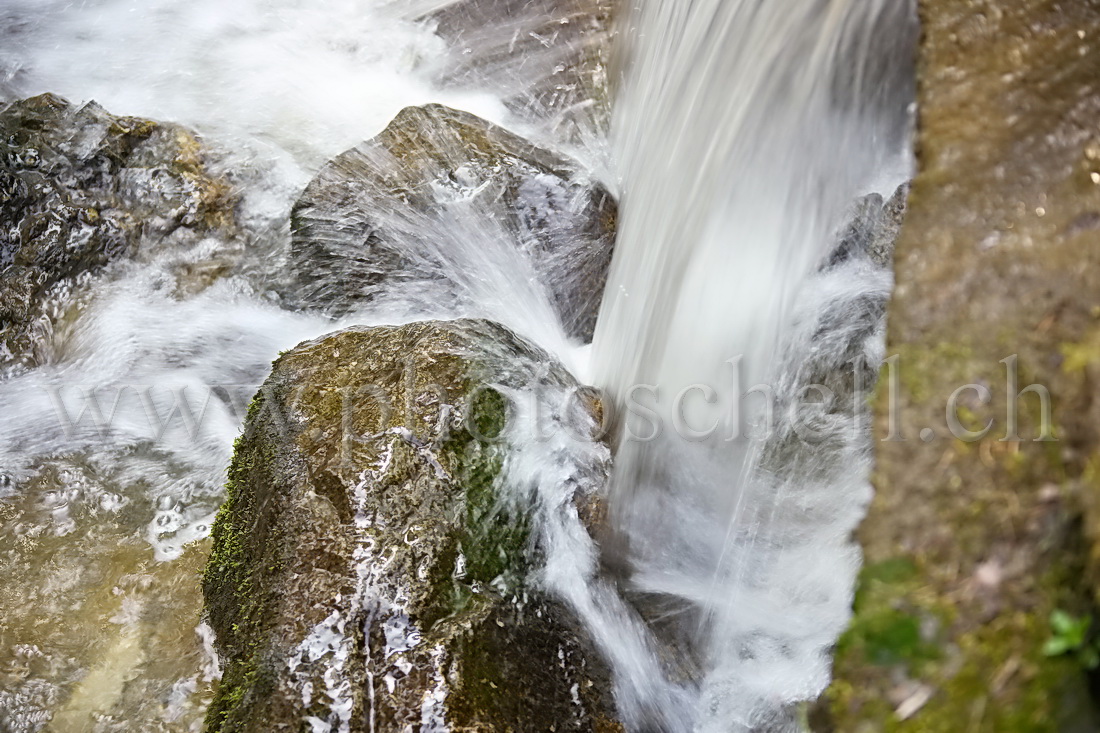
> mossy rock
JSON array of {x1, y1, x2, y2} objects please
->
[
  {"x1": 202, "y1": 318, "x2": 620, "y2": 732},
  {"x1": 286, "y1": 103, "x2": 616, "y2": 343},
  {"x1": 0, "y1": 93, "x2": 238, "y2": 367},
  {"x1": 819, "y1": 0, "x2": 1100, "y2": 730}
]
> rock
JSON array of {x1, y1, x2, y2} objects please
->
[
  {"x1": 287, "y1": 104, "x2": 616, "y2": 343},
  {"x1": 202, "y1": 319, "x2": 620, "y2": 732},
  {"x1": 0, "y1": 93, "x2": 237, "y2": 367},
  {"x1": 823, "y1": 182, "x2": 909, "y2": 271},
  {"x1": 868, "y1": 183, "x2": 909, "y2": 267},
  {"x1": 416, "y1": 0, "x2": 615, "y2": 138},
  {"x1": 819, "y1": 1, "x2": 1100, "y2": 731},
  {"x1": 755, "y1": 181, "x2": 906, "y2": 482}
]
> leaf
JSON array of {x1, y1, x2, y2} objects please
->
[
  {"x1": 1051, "y1": 610, "x2": 1076, "y2": 635},
  {"x1": 1043, "y1": 637, "x2": 1072, "y2": 657}
]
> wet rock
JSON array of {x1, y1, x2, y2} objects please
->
[
  {"x1": 820, "y1": 1, "x2": 1100, "y2": 731},
  {"x1": 0, "y1": 93, "x2": 237, "y2": 367},
  {"x1": 754, "y1": 181, "x2": 906, "y2": 483},
  {"x1": 416, "y1": 0, "x2": 615, "y2": 139},
  {"x1": 287, "y1": 103, "x2": 616, "y2": 343},
  {"x1": 868, "y1": 183, "x2": 909, "y2": 267},
  {"x1": 202, "y1": 319, "x2": 620, "y2": 732},
  {"x1": 823, "y1": 182, "x2": 909, "y2": 271}
]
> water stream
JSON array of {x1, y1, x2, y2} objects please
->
[
  {"x1": 582, "y1": 1, "x2": 916, "y2": 729},
  {"x1": 0, "y1": 0, "x2": 914, "y2": 730}
]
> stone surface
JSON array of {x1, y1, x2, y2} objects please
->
[
  {"x1": 0, "y1": 93, "x2": 237, "y2": 368},
  {"x1": 820, "y1": 1, "x2": 1100, "y2": 730},
  {"x1": 203, "y1": 319, "x2": 620, "y2": 732},
  {"x1": 824, "y1": 182, "x2": 909, "y2": 271},
  {"x1": 287, "y1": 104, "x2": 616, "y2": 343},
  {"x1": 417, "y1": 0, "x2": 615, "y2": 139}
]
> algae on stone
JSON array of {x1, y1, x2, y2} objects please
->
[
  {"x1": 820, "y1": 1, "x2": 1100, "y2": 730},
  {"x1": 203, "y1": 319, "x2": 619, "y2": 732}
]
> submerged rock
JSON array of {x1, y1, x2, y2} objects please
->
[
  {"x1": 0, "y1": 93, "x2": 237, "y2": 367},
  {"x1": 203, "y1": 319, "x2": 620, "y2": 732},
  {"x1": 821, "y1": 1, "x2": 1100, "y2": 731},
  {"x1": 287, "y1": 104, "x2": 616, "y2": 343}
]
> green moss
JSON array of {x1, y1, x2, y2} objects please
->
[
  {"x1": 202, "y1": 388, "x2": 280, "y2": 732},
  {"x1": 828, "y1": 544, "x2": 1096, "y2": 732},
  {"x1": 882, "y1": 341, "x2": 975, "y2": 405},
  {"x1": 851, "y1": 609, "x2": 937, "y2": 667},
  {"x1": 837, "y1": 557, "x2": 943, "y2": 672},
  {"x1": 1061, "y1": 327, "x2": 1100, "y2": 375},
  {"x1": 441, "y1": 386, "x2": 529, "y2": 590}
]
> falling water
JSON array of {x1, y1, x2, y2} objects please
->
[
  {"x1": 0, "y1": 0, "x2": 916, "y2": 730},
  {"x1": 583, "y1": 0, "x2": 916, "y2": 730}
]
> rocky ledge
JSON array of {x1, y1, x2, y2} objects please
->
[{"x1": 819, "y1": 1, "x2": 1100, "y2": 730}]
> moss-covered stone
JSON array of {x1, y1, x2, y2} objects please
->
[
  {"x1": 0, "y1": 93, "x2": 239, "y2": 367},
  {"x1": 286, "y1": 104, "x2": 616, "y2": 343},
  {"x1": 820, "y1": 0, "x2": 1100, "y2": 730},
  {"x1": 202, "y1": 319, "x2": 620, "y2": 732}
]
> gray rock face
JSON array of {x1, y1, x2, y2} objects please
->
[
  {"x1": 287, "y1": 104, "x2": 616, "y2": 343},
  {"x1": 203, "y1": 319, "x2": 620, "y2": 732},
  {"x1": 759, "y1": 180, "x2": 908, "y2": 481},
  {"x1": 824, "y1": 181, "x2": 909, "y2": 270},
  {"x1": 416, "y1": 0, "x2": 614, "y2": 137},
  {"x1": 0, "y1": 93, "x2": 237, "y2": 367}
]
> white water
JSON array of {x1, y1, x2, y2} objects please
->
[
  {"x1": 581, "y1": 0, "x2": 916, "y2": 730},
  {"x1": 0, "y1": 2, "x2": 589, "y2": 730},
  {"x1": 0, "y1": 0, "x2": 914, "y2": 730}
]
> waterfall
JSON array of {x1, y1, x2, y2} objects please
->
[
  {"x1": 0, "y1": 0, "x2": 916, "y2": 730},
  {"x1": 582, "y1": 0, "x2": 917, "y2": 729}
]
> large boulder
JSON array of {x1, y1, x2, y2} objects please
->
[
  {"x1": 202, "y1": 319, "x2": 620, "y2": 732},
  {"x1": 0, "y1": 93, "x2": 237, "y2": 367},
  {"x1": 286, "y1": 104, "x2": 616, "y2": 343},
  {"x1": 820, "y1": 1, "x2": 1100, "y2": 731}
]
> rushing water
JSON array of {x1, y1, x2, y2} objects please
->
[
  {"x1": 583, "y1": 0, "x2": 915, "y2": 729},
  {"x1": 0, "y1": 0, "x2": 914, "y2": 730},
  {"x1": 0, "y1": 3, "x2": 524, "y2": 731}
]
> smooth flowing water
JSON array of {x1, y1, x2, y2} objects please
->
[
  {"x1": 583, "y1": 0, "x2": 916, "y2": 729},
  {"x1": 0, "y1": 0, "x2": 914, "y2": 730}
]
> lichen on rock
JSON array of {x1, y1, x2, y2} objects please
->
[
  {"x1": 286, "y1": 103, "x2": 616, "y2": 343},
  {"x1": 202, "y1": 318, "x2": 619, "y2": 732},
  {"x1": 823, "y1": 182, "x2": 909, "y2": 272},
  {"x1": 819, "y1": 1, "x2": 1100, "y2": 730}
]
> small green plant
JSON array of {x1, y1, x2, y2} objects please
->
[{"x1": 1042, "y1": 610, "x2": 1100, "y2": 670}]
